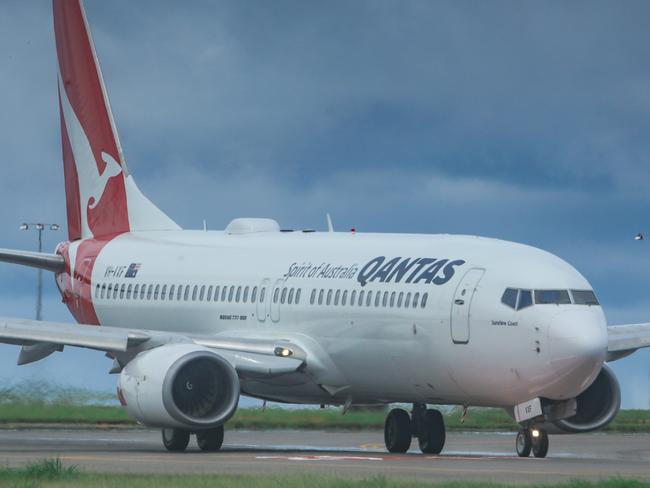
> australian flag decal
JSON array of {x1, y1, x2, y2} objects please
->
[{"x1": 125, "y1": 263, "x2": 141, "y2": 278}]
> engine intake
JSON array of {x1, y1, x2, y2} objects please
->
[
  {"x1": 119, "y1": 344, "x2": 240, "y2": 429},
  {"x1": 553, "y1": 364, "x2": 620, "y2": 433}
]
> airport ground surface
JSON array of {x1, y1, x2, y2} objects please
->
[{"x1": 0, "y1": 429, "x2": 648, "y2": 484}]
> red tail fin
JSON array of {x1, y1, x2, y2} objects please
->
[{"x1": 54, "y1": 0, "x2": 179, "y2": 241}]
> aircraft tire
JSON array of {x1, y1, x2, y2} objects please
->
[
  {"x1": 196, "y1": 425, "x2": 225, "y2": 452},
  {"x1": 515, "y1": 429, "x2": 532, "y2": 457},
  {"x1": 531, "y1": 429, "x2": 549, "y2": 458},
  {"x1": 162, "y1": 428, "x2": 190, "y2": 452},
  {"x1": 384, "y1": 408, "x2": 412, "y2": 453},
  {"x1": 417, "y1": 409, "x2": 445, "y2": 454}
]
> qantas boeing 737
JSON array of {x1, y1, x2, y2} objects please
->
[{"x1": 1, "y1": 0, "x2": 649, "y2": 458}]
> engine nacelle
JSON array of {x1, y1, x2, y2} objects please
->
[
  {"x1": 551, "y1": 364, "x2": 620, "y2": 433},
  {"x1": 118, "y1": 344, "x2": 240, "y2": 429}
]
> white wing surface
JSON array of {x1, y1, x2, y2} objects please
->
[
  {"x1": 0, "y1": 317, "x2": 304, "y2": 377},
  {"x1": 607, "y1": 323, "x2": 650, "y2": 361}
]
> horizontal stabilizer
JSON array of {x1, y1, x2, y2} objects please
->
[{"x1": 0, "y1": 249, "x2": 65, "y2": 273}]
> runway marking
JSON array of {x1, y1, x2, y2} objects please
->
[{"x1": 257, "y1": 455, "x2": 383, "y2": 462}]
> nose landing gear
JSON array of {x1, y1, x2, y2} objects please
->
[
  {"x1": 384, "y1": 404, "x2": 446, "y2": 454},
  {"x1": 516, "y1": 427, "x2": 549, "y2": 458}
]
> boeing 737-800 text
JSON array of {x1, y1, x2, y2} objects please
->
[{"x1": 0, "y1": 0, "x2": 648, "y2": 457}]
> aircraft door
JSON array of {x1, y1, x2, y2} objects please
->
[
  {"x1": 450, "y1": 268, "x2": 485, "y2": 344},
  {"x1": 270, "y1": 279, "x2": 284, "y2": 323},
  {"x1": 73, "y1": 258, "x2": 93, "y2": 324},
  {"x1": 256, "y1": 279, "x2": 270, "y2": 323}
]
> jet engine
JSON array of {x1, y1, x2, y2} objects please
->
[
  {"x1": 118, "y1": 344, "x2": 240, "y2": 429},
  {"x1": 552, "y1": 364, "x2": 620, "y2": 433}
]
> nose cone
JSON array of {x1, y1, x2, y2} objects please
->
[{"x1": 548, "y1": 308, "x2": 607, "y2": 399}]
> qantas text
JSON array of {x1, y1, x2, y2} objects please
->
[{"x1": 357, "y1": 257, "x2": 466, "y2": 287}]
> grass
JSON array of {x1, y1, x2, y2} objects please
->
[
  {"x1": 0, "y1": 460, "x2": 648, "y2": 488},
  {"x1": 0, "y1": 382, "x2": 649, "y2": 432}
]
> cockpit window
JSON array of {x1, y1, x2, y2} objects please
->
[
  {"x1": 501, "y1": 288, "x2": 517, "y2": 309},
  {"x1": 517, "y1": 290, "x2": 533, "y2": 310},
  {"x1": 571, "y1": 290, "x2": 599, "y2": 305},
  {"x1": 534, "y1": 289, "x2": 571, "y2": 305}
]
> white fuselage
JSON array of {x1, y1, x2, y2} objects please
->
[{"x1": 70, "y1": 229, "x2": 607, "y2": 409}]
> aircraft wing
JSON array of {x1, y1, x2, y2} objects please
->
[
  {"x1": 607, "y1": 323, "x2": 650, "y2": 361},
  {"x1": 0, "y1": 317, "x2": 304, "y2": 377}
]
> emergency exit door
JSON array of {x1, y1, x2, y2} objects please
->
[{"x1": 450, "y1": 268, "x2": 485, "y2": 344}]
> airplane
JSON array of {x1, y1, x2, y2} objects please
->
[{"x1": 0, "y1": 0, "x2": 649, "y2": 458}]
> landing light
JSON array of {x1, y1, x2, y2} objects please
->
[
  {"x1": 635, "y1": 233, "x2": 644, "y2": 241},
  {"x1": 531, "y1": 429, "x2": 540, "y2": 438},
  {"x1": 274, "y1": 347, "x2": 293, "y2": 358}
]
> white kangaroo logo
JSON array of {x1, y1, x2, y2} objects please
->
[{"x1": 88, "y1": 152, "x2": 122, "y2": 209}]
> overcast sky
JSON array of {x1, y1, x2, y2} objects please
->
[{"x1": 1, "y1": 0, "x2": 650, "y2": 409}]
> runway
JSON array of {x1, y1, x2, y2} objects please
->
[{"x1": 0, "y1": 429, "x2": 649, "y2": 483}]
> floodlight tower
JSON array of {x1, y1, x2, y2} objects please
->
[{"x1": 19, "y1": 223, "x2": 60, "y2": 321}]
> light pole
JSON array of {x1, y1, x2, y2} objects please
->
[{"x1": 19, "y1": 223, "x2": 60, "y2": 321}]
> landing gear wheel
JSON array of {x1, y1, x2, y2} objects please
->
[
  {"x1": 384, "y1": 408, "x2": 412, "y2": 453},
  {"x1": 515, "y1": 429, "x2": 532, "y2": 457},
  {"x1": 196, "y1": 425, "x2": 224, "y2": 452},
  {"x1": 531, "y1": 429, "x2": 549, "y2": 458},
  {"x1": 162, "y1": 428, "x2": 190, "y2": 452},
  {"x1": 418, "y1": 409, "x2": 446, "y2": 454}
]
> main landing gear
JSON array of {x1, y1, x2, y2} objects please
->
[
  {"x1": 516, "y1": 427, "x2": 549, "y2": 458},
  {"x1": 162, "y1": 425, "x2": 225, "y2": 452},
  {"x1": 384, "y1": 404, "x2": 446, "y2": 454}
]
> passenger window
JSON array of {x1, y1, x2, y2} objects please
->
[
  {"x1": 366, "y1": 291, "x2": 373, "y2": 307},
  {"x1": 390, "y1": 292, "x2": 396, "y2": 307},
  {"x1": 260, "y1": 287, "x2": 266, "y2": 303},
  {"x1": 518, "y1": 290, "x2": 533, "y2": 310},
  {"x1": 154, "y1": 284, "x2": 160, "y2": 300},
  {"x1": 310, "y1": 289, "x2": 316, "y2": 305},
  {"x1": 199, "y1": 285, "x2": 206, "y2": 301},
  {"x1": 94, "y1": 284, "x2": 99, "y2": 298},
  {"x1": 206, "y1": 285, "x2": 213, "y2": 301},
  {"x1": 190, "y1": 285, "x2": 197, "y2": 301},
  {"x1": 273, "y1": 288, "x2": 280, "y2": 304},
  {"x1": 177, "y1": 285, "x2": 183, "y2": 301},
  {"x1": 184, "y1": 286, "x2": 190, "y2": 301},
  {"x1": 243, "y1": 286, "x2": 250, "y2": 303},
  {"x1": 280, "y1": 287, "x2": 287, "y2": 304},
  {"x1": 382, "y1": 291, "x2": 388, "y2": 307},
  {"x1": 358, "y1": 290, "x2": 365, "y2": 306},
  {"x1": 318, "y1": 289, "x2": 324, "y2": 305},
  {"x1": 251, "y1": 287, "x2": 258, "y2": 303},
  {"x1": 213, "y1": 286, "x2": 220, "y2": 301},
  {"x1": 397, "y1": 292, "x2": 404, "y2": 308},
  {"x1": 160, "y1": 285, "x2": 167, "y2": 300},
  {"x1": 106, "y1": 284, "x2": 112, "y2": 299},
  {"x1": 236, "y1": 286, "x2": 242, "y2": 303},
  {"x1": 501, "y1": 288, "x2": 517, "y2": 309},
  {"x1": 405, "y1": 292, "x2": 411, "y2": 308},
  {"x1": 342, "y1": 290, "x2": 348, "y2": 306},
  {"x1": 288, "y1": 288, "x2": 294, "y2": 304},
  {"x1": 132, "y1": 284, "x2": 138, "y2": 299},
  {"x1": 221, "y1": 286, "x2": 228, "y2": 302},
  {"x1": 126, "y1": 284, "x2": 133, "y2": 300},
  {"x1": 351, "y1": 290, "x2": 357, "y2": 306},
  {"x1": 101, "y1": 284, "x2": 106, "y2": 299},
  {"x1": 147, "y1": 285, "x2": 153, "y2": 300},
  {"x1": 571, "y1": 290, "x2": 599, "y2": 305},
  {"x1": 334, "y1": 290, "x2": 340, "y2": 306},
  {"x1": 228, "y1": 286, "x2": 235, "y2": 302},
  {"x1": 113, "y1": 284, "x2": 119, "y2": 299},
  {"x1": 421, "y1": 293, "x2": 428, "y2": 308},
  {"x1": 326, "y1": 289, "x2": 332, "y2": 306},
  {"x1": 295, "y1": 288, "x2": 301, "y2": 304},
  {"x1": 413, "y1": 292, "x2": 420, "y2": 308},
  {"x1": 168, "y1": 285, "x2": 174, "y2": 301},
  {"x1": 374, "y1": 292, "x2": 381, "y2": 307},
  {"x1": 140, "y1": 285, "x2": 146, "y2": 300},
  {"x1": 534, "y1": 289, "x2": 570, "y2": 305}
]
